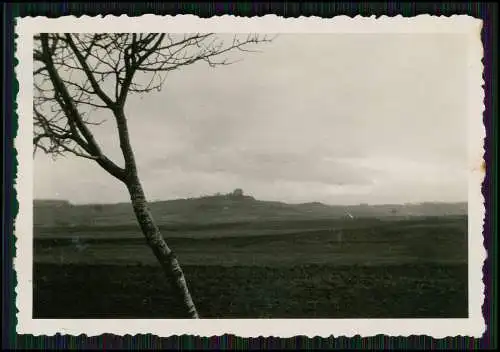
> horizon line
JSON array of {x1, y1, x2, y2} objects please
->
[{"x1": 33, "y1": 196, "x2": 468, "y2": 207}]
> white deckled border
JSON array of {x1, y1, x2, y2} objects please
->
[{"x1": 14, "y1": 14, "x2": 486, "y2": 338}]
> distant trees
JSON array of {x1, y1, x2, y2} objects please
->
[
  {"x1": 201, "y1": 188, "x2": 247, "y2": 199},
  {"x1": 231, "y1": 188, "x2": 244, "y2": 198},
  {"x1": 33, "y1": 33, "x2": 272, "y2": 318}
]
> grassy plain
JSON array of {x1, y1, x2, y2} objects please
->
[{"x1": 33, "y1": 215, "x2": 468, "y2": 318}]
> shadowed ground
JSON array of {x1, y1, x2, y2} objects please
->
[{"x1": 33, "y1": 216, "x2": 468, "y2": 318}]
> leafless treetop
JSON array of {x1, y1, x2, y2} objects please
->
[{"x1": 33, "y1": 33, "x2": 273, "y2": 167}]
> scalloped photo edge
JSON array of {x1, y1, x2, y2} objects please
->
[{"x1": 14, "y1": 14, "x2": 486, "y2": 338}]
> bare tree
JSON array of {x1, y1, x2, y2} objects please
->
[{"x1": 33, "y1": 33, "x2": 273, "y2": 318}]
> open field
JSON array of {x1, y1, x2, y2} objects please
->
[
  {"x1": 33, "y1": 216, "x2": 468, "y2": 318},
  {"x1": 34, "y1": 263, "x2": 467, "y2": 318}
]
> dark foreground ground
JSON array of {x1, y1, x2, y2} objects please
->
[
  {"x1": 33, "y1": 216, "x2": 468, "y2": 318},
  {"x1": 34, "y1": 263, "x2": 467, "y2": 318}
]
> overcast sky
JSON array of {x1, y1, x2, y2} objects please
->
[{"x1": 34, "y1": 33, "x2": 470, "y2": 205}]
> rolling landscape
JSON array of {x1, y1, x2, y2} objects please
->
[
  {"x1": 30, "y1": 31, "x2": 474, "y2": 321},
  {"x1": 25, "y1": 27, "x2": 480, "y2": 345},
  {"x1": 33, "y1": 192, "x2": 469, "y2": 319}
]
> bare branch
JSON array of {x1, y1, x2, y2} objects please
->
[
  {"x1": 64, "y1": 34, "x2": 116, "y2": 108},
  {"x1": 35, "y1": 33, "x2": 126, "y2": 181},
  {"x1": 33, "y1": 32, "x2": 274, "y2": 182}
]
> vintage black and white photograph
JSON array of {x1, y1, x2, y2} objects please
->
[{"x1": 15, "y1": 15, "x2": 485, "y2": 337}]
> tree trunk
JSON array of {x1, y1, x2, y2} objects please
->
[{"x1": 126, "y1": 176, "x2": 199, "y2": 318}]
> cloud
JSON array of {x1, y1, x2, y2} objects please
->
[
  {"x1": 141, "y1": 147, "x2": 379, "y2": 187},
  {"x1": 34, "y1": 33, "x2": 470, "y2": 205}
]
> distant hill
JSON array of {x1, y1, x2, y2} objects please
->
[
  {"x1": 34, "y1": 199, "x2": 72, "y2": 207},
  {"x1": 33, "y1": 191, "x2": 468, "y2": 228}
]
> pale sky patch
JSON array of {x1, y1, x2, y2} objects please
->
[{"x1": 34, "y1": 33, "x2": 469, "y2": 205}]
